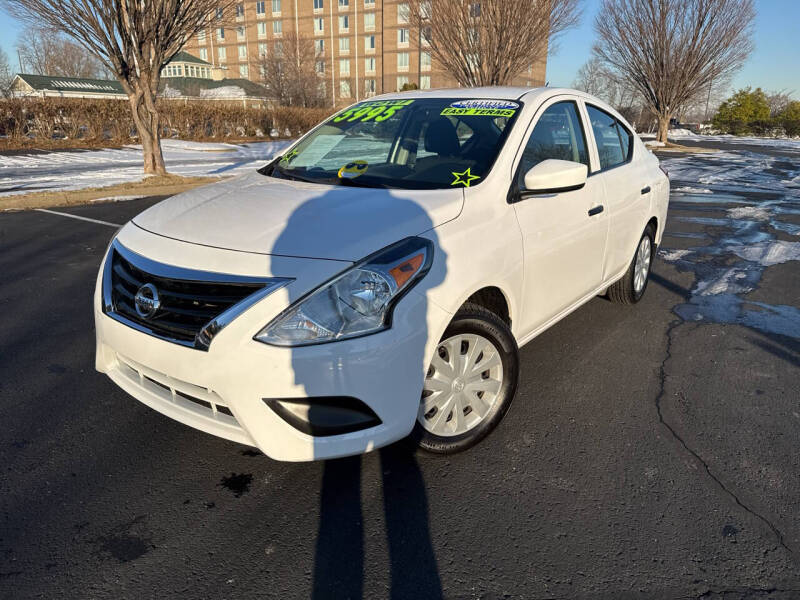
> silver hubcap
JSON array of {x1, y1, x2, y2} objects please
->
[
  {"x1": 633, "y1": 235, "x2": 652, "y2": 293},
  {"x1": 418, "y1": 334, "x2": 504, "y2": 437}
]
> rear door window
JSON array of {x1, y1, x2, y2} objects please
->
[{"x1": 586, "y1": 105, "x2": 633, "y2": 170}]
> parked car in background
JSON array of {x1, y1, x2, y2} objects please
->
[{"x1": 95, "y1": 87, "x2": 669, "y2": 461}]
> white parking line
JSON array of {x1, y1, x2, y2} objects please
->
[{"x1": 35, "y1": 208, "x2": 121, "y2": 228}]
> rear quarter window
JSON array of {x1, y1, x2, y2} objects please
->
[{"x1": 586, "y1": 105, "x2": 633, "y2": 170}]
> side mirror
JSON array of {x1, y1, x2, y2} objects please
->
[{"x1": 523, "y1": 159, "x2": 588, "y2": 195}]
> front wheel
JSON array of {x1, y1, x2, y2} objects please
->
[
  {"x1": 608, "y1": 225, "x2": 655, "y2": 304},
  {"x1": 412, "y1": 303, "x2": 519, "y2": 454}
]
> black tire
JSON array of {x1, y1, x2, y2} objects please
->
[
  {"x1": 608, "y1": 224, "x2": 655, "y2": 305},
  {"x1": 412, "y1": 302, "x2": 519, "y2": 454}
]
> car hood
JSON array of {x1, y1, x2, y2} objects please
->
[{"x1": 132, "y1": 171, "x2": 464, "y2": 261}]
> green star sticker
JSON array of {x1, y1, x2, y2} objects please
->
[
  {"x1": 280, "y1": 148, "x2": 299, "y2": 164},
  {"x1": 451, "y1": 167, "x2": 480, "y2": 187}
]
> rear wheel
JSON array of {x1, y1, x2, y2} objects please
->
[
  {"x1": 608, "y1": 225, "x2": 655, "y2": 304},
  {"x1": 413, "y1": 303, "x2": 519, "y2": 454}
]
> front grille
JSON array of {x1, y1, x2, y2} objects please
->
[{"x1": 103, "y1": 240, "x2": 290, "y2": 350}]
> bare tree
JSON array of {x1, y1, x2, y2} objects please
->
[
  {"x1": 593, "y1": 0, "x2": 754, "y2": 143},
  {"x1": 16, "y1": 25, "x2": 107, "y2": 78},
  {"x1": 0, "y1": 46, "x2": 12, "y2": 97},
  {"x1": 765, "y1": 90, "x2": 794, "y2": 118},
  {"x1": 259, "y1": 32, "x2": 325, "y2": 107},
  {"x1": 406, "y1": 0, "x2": 581, "y2": 87},
  {"x1": 573, "y1": 56, "x2": 641, "y2": 110},
  {"x1": 2, "y1": 0, "x2": 233, "y2": 175}
]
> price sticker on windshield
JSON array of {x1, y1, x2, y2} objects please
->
[
  {"x1": 441, "y1": 99, "x2": 519, "y2": 118},
  {"x1": 333, "y1": 99, "x2": 415, "y2": 123}
]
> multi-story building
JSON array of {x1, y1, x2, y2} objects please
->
[{"x1": 182, "y1": 0, "x2": 547, "y2": 106}]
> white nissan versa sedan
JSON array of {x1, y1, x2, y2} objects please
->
[{"x1": 95, "y1": 87, "x2": 669, "y2": 461}]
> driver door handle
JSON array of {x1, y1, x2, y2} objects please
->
[
  {"x1": 641, "y1": 186, "x2": 651, "y2": 195},
  {"x1": 588, "y1": 205, "x2": 604, "y2": 217}
]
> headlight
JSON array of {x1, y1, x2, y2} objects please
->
[{"x1": 255, "y1": 237, "x2": 433, "y2": 346}]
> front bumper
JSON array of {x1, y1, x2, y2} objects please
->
[{"x1": 94, "y1": 227, "x2": 450, "y2": 461}]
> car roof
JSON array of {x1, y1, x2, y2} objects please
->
[{"x1": 368, "y1": 86, "x2": 545, "y2": 101}]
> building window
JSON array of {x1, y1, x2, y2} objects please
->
[
  {"x1": 364, "y1": 12, "x2": 375, "y2": 31},
  {"x1": 398, "y1": 28, "x2": 409, "y2": 46},
  {"x1": 364, "y1": 34, "x2": 375, "y2": 52},
  {"x1": 258, "y1": 42, "x2": 268, "y2": 57},
  {"x1": 315, "y1": 60, "x2": 325, "y2": 74},
  {"x1": 235, "y1": 3, "x2": 244, "y2": 18},
  {"x1": 197, "y1": 30, "x2": 206, "y2": 43},
  {"x1": 238, "y1": 64, "x2": 248, "y2": 77},
  {"x1": 274, "y1": 40, "x2": 284, "y2": 56},
  {"x1": 339, "y1": 37, "x2": 350, "y2": 54},
  {"x1": 199, "y1": 48, "x2": 208, "y2": 61},
  {"x1": 397, "y1": 2, "x2": 409, "y2": 24},
  {"x1": 238, "y1": 45, "x2": 247, "y2": 59},
  {"x1": 397, "y1": 75, "x2": 409, "y2": 90},
  {"x1": 314, "y1": 17, "x2": 324, "y2": 35},
  {"x1": 340, "y1": 80, "x2": 351, "y2": 97},
  {"x1": 314, "y1": 0, "x2": 324, "y2": 9},
  {"x1": 364, "y1": 0, "x2": 375, "y2": 5},
  {"x1": 364, "y1": 78, "x2": 376, "y2": 94},
  {"x1": 339, "y1": 58, "x2": 350, "y2": 74},
  {"x1": 469, "y1": 2, "x2": 481, "y2": 17},
  {"x1": 397, "y1": 52, "x2": 409, "y2": 71},
  {"x1": 421, "y1": 50, "x2": 431, "y2": 71},
  {"x1": 237, "y1": 25, "x2": 245, "y2": 40},
  {"x1": 256, "y1": 1, "x2": 266, "y2": 16},
  {"x1": 218, "y1": 46, "x2": 227, "y2": 60},
  {"x1": 273, "y1": 20, "x2": 282, "y2": 35},
  {"x1": 258, "y1": 22, "x2": 267, "y2": 37},
  {"x1": 272, "y1": 0, "x2": 281, "y2": 13},
  {"x1": 420, "y1": 75, "x2": 431, "y2": 89},
  {"x1": 216, "y1": 7, "x2": 224, "y2": 19},
  {"x1": 364, "y1": 57, "x2": 375, "y2": 73},
  {"x1": 339, "y1": 0, "x2": 349, "y2": 7},
  {"x1": 314, "y1": 39, "x2": 325, "y2": 56},
  {"x1": 217, "y1": 27, "x2": 225, "y2": 41},
  {"x1": 339, "y1": 15, "x2": 349, "y2": 31}
]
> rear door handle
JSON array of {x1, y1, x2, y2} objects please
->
[
  {"x1": 641, "y1": 186, "x2": 651, "y2": 195},
  {"x1": 588, "y1": 205, "x2": 604, "y2": 217}
]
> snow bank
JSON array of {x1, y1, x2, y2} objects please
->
[{"x1": 0, "y1": 140, "x2": 294, "y2": 197}]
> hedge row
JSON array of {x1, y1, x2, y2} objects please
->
[
  {"x1": 712, "y1": 117, "x2": 800, "y2": 137},
  {"x1": 0, "y1": 98, "x2": 335, "y2": 145}
]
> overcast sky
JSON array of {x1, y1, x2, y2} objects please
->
[{"x1": 1, "y1": 0, "x2": 798, "y2": 95}]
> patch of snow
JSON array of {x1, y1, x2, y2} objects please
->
[
  {"x1": 90, "y1": 195, "x2": 147, "y2": 203},
  {"x1": 727, "y1": 206, "x2": 770, "y2": 221},
  {"x1": 199, "y1": 86, "x2": 246, "y2": 99},
  {"x1": 645, "y1": 140, "x2": 665, "y2": 148},
  {"x1": 669, "y1": 128, "x2": 694, "y2": 136},
  {"x1": 695, "y1": 267, "x2": 753, "y2": 296},
  {"x1": 674, "y1": 186, "x2": 712, "y2": 194},
  {"x1": 162, "y1": 85, "x2": 182, "y2": 98},
  {"x1": 659, "y1": 248, "x2": 692, "y2": 262},
  {"x1": 732, "y1": 241, "x2": 800, "y2": 266}
]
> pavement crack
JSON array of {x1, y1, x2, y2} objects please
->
[{"x1": 654, "y1": 318, "x2": 794, "y2": 557}]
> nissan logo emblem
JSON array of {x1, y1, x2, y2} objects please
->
[{"x1": 134, "y1": 283, "x2": 161, "y2": 319}]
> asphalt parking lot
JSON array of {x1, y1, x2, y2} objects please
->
[{"x1": 1, "y1": 141, "x2": 798, "y2": 599}]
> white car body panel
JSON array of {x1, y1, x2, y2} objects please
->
[{"x1": 95, "y1": 87, "x2": 669, "y2": 461}]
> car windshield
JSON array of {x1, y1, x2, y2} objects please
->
[{"x1": 265, "y1": 97, "x2": 521, "y2": 190}]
